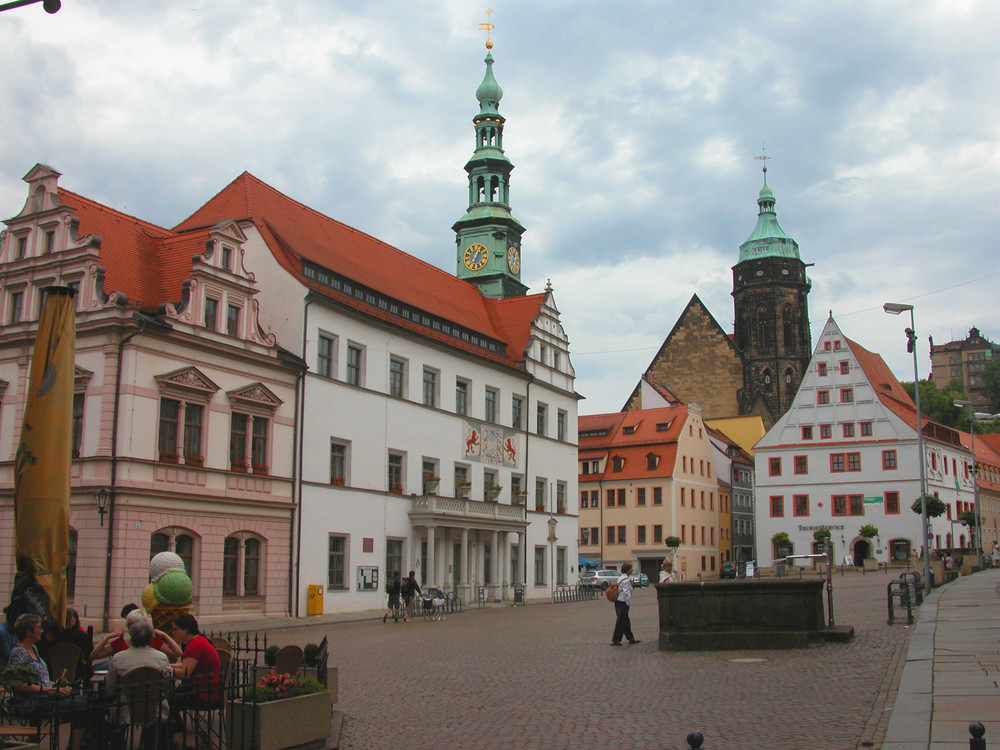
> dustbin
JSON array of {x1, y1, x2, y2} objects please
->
[
  {"x1": 514, "y1": 584, "x2": 524, "y2": 605},
  {"x1": 307, "y1": 584, "x2": 324, "y2": 615},
  {"x1": 775, "y1": 564, "x2": 787, "y2": 579}
]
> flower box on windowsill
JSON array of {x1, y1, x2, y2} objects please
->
[
  {"x1": 423, "y1": 477, "x2": 441, "y2": 494},
  {"x1": 231, "y1": 462, "x2": 248, "y2": 472},
  {"x1": 389, "y1": 485, "x2": 404, "y2": 494},
  {"x1": 252, "y1": 464, "x2": 268, "y2": 475},
  {"x1": 456, "y1": 483, "x2": 472, "y2": 498},
  {"x1": 513, "y1": 492, "x2": 527, "y2": 505},
  {"x1": 185, "y1": 456, "x2": 205, "y2": 467},
  {"x1": 557, "y1": 507, "x2": 566, "y2": 514},
  {"x1": 484, "y1": 486, "x2": 503, "y2": 501},
  {"x1": 160, "y1": 453, "x2": 180, "y2": 464},
  {"x1": 332, "y1": 476, "x2": 345, "y2": 486}
]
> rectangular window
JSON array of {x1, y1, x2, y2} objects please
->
[
  {"x1": 346, "y1": 344, "x2": 364, "y2": 386},
  {"x1": 454, "y1": 464, "x2": 469, "y2": 493},
  {"x1": 556, "y1": 482, "x2": 566, "y2": 513},
  {"x1": 251, "y1": 417, "x2": 268, "y2": 470},
  {"x1": 485, "y1": 388, "x2": 498, "y2": 423},
  {"x1": 243, "y1": 538, "x2": 260, "y2": 595},
  {"x1": 818, "y1": 362, "x2": 828, "y2": 376},
  {"x1": 841, "y1": 388, "x2": 854, "y2": 403},
  {"x1": 769, "y1": 457, "x2": 781, "y2": 476},
  {"x1": 820, "y1": 425, "x2": 832, "y2": 439},
  {"x1": 317, "y1": 334, "x2": 335, "y2": 377},
  {"x1": 831, "y1": 454, "x2": 845, "y2": 472},
  {"x1": 770, "y1": 496, "x2": 784, "y2": 517},
  {"x1": 328, "y1": 535, "x2": 347, "y2": 589},
  {"x1": 534, "y1": 546, "x2": 546, "y2": 585},
  {"x1": 557, "y1": 409, "x2": 567, "y2": 441},
  {"x1": 158, "y1": 398, "x2": 179, "y2": 458},
  {"x1": 204, "y1": 298, "x2": 219, "y2": 331},
  {"x1": 883, "y1": 450, "x2": 897, "y2": 470},
  {"x1": 606, "y1": 489, "x2": 614, "y2": 507},
  {"x1": 794, "y1": 495, "x2": 809, "y2": 516},
  {"x1": 794, "y1": 455, "x2": 808, "y2": 474},
  {"x1": 636, "y1": 487, "x2": 646, "y2": 506},
  {"x1": 223, "y1": 537, "x2": 239, "y2": 596},
  {"x1": 389, "y1": 357, "x2": 406, "y2": 398},
  {"x1": 817, "y1": 390, "x2": 830, "y2": 405},
  {"x1": 801, "y1": 426, "x2": 813, "y2": 440},
  {"x1": 221, "y1": 245, "x2": 233, "y2": 270},
  {"x1": 456, "y1": 379, "x2": 469, "y2": 415},
  {"x1": 422, "y1": 368, "x2": 438, "y2": 407},
  {"x1": 512, "y1": 396, "x2": 524, "y2": 429},
  {"x1": 833, "y1": 495, "x2": 846, "y2": 516},
  {"x1": 616, "y1": 488, "x2": 625, "y2": 506},
  {"x1": 653, "y1": 487, "x2": 662, "y2": 505},
  {"x1": 183, "y1": 404, "x2": 203, "y2": 460},
  {"x1": 840, "y1": 361, "x2": 850, "y2": 374},
  {"x1": 849, "y1": 495, "x2": 864, "y2": 516},
  {"x1": 16, "y1": 235, "x2": 27, "y2": 259},
  {"x1": 606, "y1": 526, "x2": 615, "y2": 544},
  {"x1": 581, "y1": 528, "x2": 590, "y2": 545},
  {"x1": 535, "y1": 478, "x2": 546, "y2": 512},
  {"x1": 44, "y1": 230, "x2": 55, "y2": 252},
  {"x1": 637, "y1": 526, "x2": 646, "y2": 544},
  {"x1": 885, "y1": 491, "x2": 900, "y2": 514},
  {"x1": 536, "y1": 403, "x2": 547, "y2": 436},
  {"x1": 843, "y1": 423, "x2": 855, "y2": 438},
  {"x1": 226, "y1": 304, "x2": 241, "y2": 336},
  {"x1": 330, "y1": 441, "x2": 347, "y2": 484},
  {"x1": 10, "y1": 291, "x2": 23, "y2": 324},
  {"x1": 653, "y1": 525, "x2": 663, "y2": 543},
  {"x1": 847, "y1": 452, "x2": 861, "y2": 472},
  {"x1": 387, "y1": 452, "x2": 404, "y2": 492},
  {"x1": 229, "y1": 412, "x2": 248, "y2": 468},
  {"x1": 72, "y1": 393, "x2": 84, "y2": 457},
  {"x1": 617, "y1": 526, "x2": 626, "y2": 544}
]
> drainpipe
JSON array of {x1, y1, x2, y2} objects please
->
[
  {"x1": 291, "y1": 295, "x2": 312, "y2": 618},
  {"x1": 102, "y1": 314, "x2": 144, "y2": 632}
]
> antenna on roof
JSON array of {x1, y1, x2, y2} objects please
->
[{"x1": 755, "y1": 141, "x2": 770, "y2": 184}]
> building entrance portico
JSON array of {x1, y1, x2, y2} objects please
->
[{"x1": 410, "y1": 496, "x2": 527, "y2": 602}]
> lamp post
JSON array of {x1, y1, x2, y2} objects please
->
[
  {"x1": 883, "y1": 302, "x2": 932, "y2": 587},
  {"x1": 95, "y1": 487, "x2": 109, "y2": 526},
  {"x1": 954, "y1": 400, "x2": 984, "y2": 567}
]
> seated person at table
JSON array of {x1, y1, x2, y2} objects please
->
[
  {"x1": 53, "y1": 608, "x2": 94, "y2": 684},
  {"x1": 8, "y1": 613, "x2": 97, "y2": 750},
  {"x1": 106, "y1": 620, "x2": 173, "y2": 724},
  {"x1": 168, "y1": 614, "x2": 221, "y2": 737},
  {"x1": 91, "y1": 606, "x2": 182, "y2": 662}
]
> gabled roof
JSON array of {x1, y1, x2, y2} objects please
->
[
  {"x1": 173, "y1": 172, "x2": 545, "y2": 366},
  {"x1": 641, "y1": 293, "x2": 741, "y2": 374},
  {"x1": 579, "y1": 406, "x2": 689, "y2": 481},
  {"x1": 58, "y1": 188, "x2": 205, "y2": 312}
]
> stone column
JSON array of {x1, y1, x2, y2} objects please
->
[
  {"x1": 426, "y1": 525, "x2": 436, "y2": 587},
  {"x1": 490, "y1": 529, "x2": 500, "y2": 601},
  {"x1": 459, "y1": 528, "x2": 470, "y2": 600},
  {"x1": 518, "y1": 531, "x2": 526, "y2": 588}
]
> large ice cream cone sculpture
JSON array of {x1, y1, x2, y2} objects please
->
[{"x1": 146, "y1": 552, "x2": 193, "y2": 629}]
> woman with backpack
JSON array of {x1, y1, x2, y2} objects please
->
[
  {"x1": 383, "y1": 571, "x2": 402, "y2": 623},
  {"x1": 610, "y1": 563, "x2": 640, "y2": 646},
  {"x1": 400, "y1": 571, "x2": 421, "y2": 623}
]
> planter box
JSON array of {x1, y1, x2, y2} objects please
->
[
  {"x1": 227, "y1": 690, "x2": 333, "y2": 750},
  {"x1": 251, "y1": 664, "x2": 321, "y2": 685}
]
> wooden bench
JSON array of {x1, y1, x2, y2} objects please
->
[{"x1": 0, "y1": 724, "x2": 50, "y2": 739}]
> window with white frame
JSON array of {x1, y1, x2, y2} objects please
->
[
  {"x1": 328, "y1": 534, "x2": 348, "y2": 589},
  {"x1": 150, "y1": 528, "x2": 197, "y2": 578},
  {"x1": 512, "y1": 396, "x2": 524, "y2": 429},
  {"x1": 534, "y1": 546, "x2": 546, "y2": 585},
  {"x1": 535, "y1": 477, "x2": 546, "y2": 511},
  {"x1": 204, "y1": 297, "x2": 219, "y2": 331},
  {"x1": 223, "y1": 533, "x2": 263, "y2": 597},
  {"x1": 485, "y1": 387, "x2": 498, "y2": 423},
  {"x1": 317, "y1": 334, "x2": 336, "y2": 378},
  {"x1": 422, "y1": 368, "x2": 439, "y2": 407},
  {"x1": 388, "y1": 451, "x2": 405, "y2": 492},
  {"x1": 346, "y1": 343, "x2": 365, "y2": 386},
  {"x1": 226, "y1": 303, "x2": 241, "y2": 337},
  {"x1": 330, "y1": 440, "x2": 349, "y2": 484},
  {"x1": 455, "y1": 379, "x2": 469, "y2": 415},
  {"x1": 557, "y1": 409, "x2": 567, "y2": 441},
  {"x1": 536, "y1": 403, "x2": 547, "y2": 436}
]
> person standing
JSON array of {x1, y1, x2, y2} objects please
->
[
  {"x1": 611, "y1": 563, "x2": 640, "y2": 646},
  {"x1": 659, "y1": 560, "x2": 676, "y2": 583},
  {"x1": 400, "y1": 570, "x2": 421, "y2": 623},
  {"x1": 383, "y1": 571, "x2": 402, "y2": 623}
]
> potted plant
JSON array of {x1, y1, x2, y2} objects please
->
[
  {"x1": 484, "y1": 485, "x2": 502, "y2": 501},
  {"x1": 252, "y1": 463, "x2": 268, "y2": 475},
  {"x1": 231, "y1": 459, "x2": 248, "y2": 472},
  {"x1": 159, "y1": 451, "x2": 180, "y2": 464},
  {"x1": 331, "y1": 475, "x2": 345, "y2": 486},
  {"x1": 422, "y1": 475, "x2": 441, "y2": 494},
  {"x1": 227, "y1": 673, "x2": 332, "y2": 750},
  {"x1": 456, "y1": 481, "x2": 472, "y2": 498},
  {"x1": 185, "y1": 454, "x2": 204, "y2": 467},
  {"x1": 389, "y1": 484, "x2": 403, "y2": 494},
  {"x1": 512, "y1": 491, "x2": 527, "y2": 504},
  {"x1": 0, "y1": 664, "x2": 45, "y2": 749}
]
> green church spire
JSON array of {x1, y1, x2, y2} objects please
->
[
  {"x1": 738, "y1": 168, "x2": 799, "y2": 263},
  {"x1": 453, "y1": 30, "x2": 527, "y2": 299}
]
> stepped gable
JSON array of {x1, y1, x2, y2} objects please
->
[{"x1": 174, "y1": 172, "x2": 543, "y2": 366}]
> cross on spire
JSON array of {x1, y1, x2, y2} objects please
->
[
  {"x1": 480, "y1": 8, "x2": 495, "y2": 49},
  {"x1": 755, "y1": 141, "x2": 771, "y2": 184}
]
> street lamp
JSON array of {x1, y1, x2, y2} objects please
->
[
  {"x1": 954, "y1": 400, "x2": 984, "y2": 567},
  {"x1": 95, "y1": 487, "x2": 109, "y2": 526},
  {"x1": 0, "y1": 0, "x2": 60, "y2": 12},
  {"x1": 883, "y1": 302, "x2": 932, "y2": 587}
]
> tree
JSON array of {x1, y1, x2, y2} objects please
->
[
  {"x1": 983, "y1": 359, "x2": 1000, "y2": 412},
  {"x1": 771, "y1": 531, "x2": 790, "y2": 545},
  {"x1": 665, "y1": 536, "x2": 681, "y2": 549},
  {"x1": 859, "y1": 524, "x2": 879, "y2": 539},
  {"x1": 813, "y1": 528, "x2": 831, "y2": 542},
  {"x1": 911, "y1": 494, "x2": 947, "y2": 518},
  {"x1": 901, "y1": 379, "x2": 967, "y2": 431}
]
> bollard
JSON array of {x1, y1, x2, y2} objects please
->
[
  {"x1": 686, "y1": 731, "x2": 704, "y2": 749},
  {"x1": 969, "y1": 721, "x2": 985, "y2": 750}
]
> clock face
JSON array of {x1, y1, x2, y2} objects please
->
[
  {"x1": 463, "y1": 243, "x2": 488, "y2": 271},
  {"x1": 507, "y1": 246, "x2": 520, "y2": 274}
]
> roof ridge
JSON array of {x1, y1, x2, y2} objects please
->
[{"x1": 59, "y1": 188, "x2": 174, "y2": 236}]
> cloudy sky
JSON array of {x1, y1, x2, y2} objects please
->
[{"x1": 2, "y1": 1, "x2": 999, "y2": 415}]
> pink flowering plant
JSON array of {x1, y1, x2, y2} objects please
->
[{"x1": 243, "y1": 671, "x2": 325, "y2": 703}]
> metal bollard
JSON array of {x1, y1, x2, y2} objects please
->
[
  {"x1": 969, "y1": 721, "x2": 986, "y2": 750},
  {"x1": 686, "y1": 731, "x2": 704, "y2": 749}
]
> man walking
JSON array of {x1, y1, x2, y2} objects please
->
[
  {"x1": 611, "y1": 563, "x2": 640, "y2": 646},
  {"x1": 400, "y1": 570, "x2": 421, "y2": 623}
]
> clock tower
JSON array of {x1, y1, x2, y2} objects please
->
[
  {"x1": 453, "y1": 39, "x2": 527, "y2": 298},
  {"x1": 732, "y1": 170, "x2": 812, "y2": 425}
]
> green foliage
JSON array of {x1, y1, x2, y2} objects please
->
[
  {"x1": 771, "y1": 531, "x2": 790, "y2": 545},
  {"x1": 911, "y1": 494, "x2": 947, "y2": 518},
  {"x1": 859, "y1": 524, "x2": 879, "y2": 539},
  {"x1": 664, "y1": 536, "x2": 681, "y2": 549},
  {"x1": 0, "y1": 664, "x2": 38, "y2": 691},
  {"x1": 958, "y1": 510, "x2": 981, "y2": 528},
  {"x1": 813, "y1": 528, "x2": 832, "y2": 542},
  {"x1": 263, "y1": 645, "x2": 279, "y2": 667},
  {"x1": 242, "y1": 686, "x2": 277, "y2": 703},
  {"x1": 901, "y1": 379, "x2": 967, "y2": 431},
  {"x1": 287, "y1": 678, "x2": 326, "y2": 698},
  {"x1": 983, "y1": 359, "x2": 1000, "y2": 413},
  {"x1": 303, "y1": 642, "x2": 319, "y2": 668}
]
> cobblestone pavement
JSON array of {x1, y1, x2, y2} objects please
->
[{"x1": 258, "y1": 569, "x2": 912, "y2": 750}]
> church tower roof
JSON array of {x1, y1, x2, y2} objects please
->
[{"x1": 738, "y1": 170, "x2": 799, "y2": 263}]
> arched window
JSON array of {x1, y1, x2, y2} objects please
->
[
  {"x1": 763, "y1": 369, "x2": 773, "y2": 392},
  {"x1": 150, "y1": 528, "x2": 199, "y2": 579},
  {"x1": 784, "y1": 368, "x2": 794, "y2": 385},
  {"x1": 222, "y1": 533, "x2": 264, "y2": 598}
]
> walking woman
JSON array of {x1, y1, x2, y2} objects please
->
[
  {"x1": 610, "y1": 564, "x2": 641, "y2": 646},
  {"x1": 383, "y1": 571, "x2": 402, "y2": 623}
]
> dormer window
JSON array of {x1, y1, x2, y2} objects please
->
[
  {"x1": 221, "y1": 246, "x2": 233, "y2": 270},
  {"x1": 226, "y1": 304, "x2": 241, "y2": 336},
  {"x1": 623, "y1": 425, "x2": 637, "y2": 435},
  {"x1": 646, "y1": 453, "x2": 659, "y2": 470},
  {"x1": 44, "y1": 230, "x2": 55, "y2": 253},
  {"x1": 612, "y1": 456, "x2": 625, "y2": 472},
  {"x1": 205, "y1": 298, "x2": 219, "y2": 331}
]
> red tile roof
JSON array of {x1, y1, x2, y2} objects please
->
[
  {"x1": 579, "y1": 407, "x2": 687, "y2": 480},
  {"x1": 173, "y1": 172, "x2": 543, "y2": 366}
]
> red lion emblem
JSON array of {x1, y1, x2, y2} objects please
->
[{"x1": 465, "y1": 430, "x2": 480, "y2": 456}]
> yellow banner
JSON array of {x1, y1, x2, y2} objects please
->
[{"x1": 12, "y1": 286, "x2": 76, "y2": 629}]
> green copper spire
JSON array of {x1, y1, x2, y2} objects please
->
[
  {"x1": 453, "y1": 37, "x2": 527, "y2": 299},
  {"x1": 738, "y1": 169, "x2": 799, "y2": 263}
]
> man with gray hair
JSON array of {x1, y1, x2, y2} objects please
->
[{"x1": 106, "y1": 620, "x2": 174, "y2": 725}]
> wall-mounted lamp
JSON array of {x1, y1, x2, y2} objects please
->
[{"x1": 96, "y1": 488, "x2": 109, "y2": 526}]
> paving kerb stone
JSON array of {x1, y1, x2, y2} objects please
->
[{"x1": 241, "y1": 570, "x2": 922, "y2": 750}]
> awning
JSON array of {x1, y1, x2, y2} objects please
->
[{"x1": 578, "y1": 555, "x2": 601, "y2": 568}]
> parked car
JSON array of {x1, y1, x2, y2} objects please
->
[
  {"x1": 579, "y1": 569, "x2": 620, "y2": 590},
  {"x1": 629, "y1": 572, "x2": 649, "y2": 588},
  {"x1": 720, "y1": 561, "x2": 738, "y2": 579}
]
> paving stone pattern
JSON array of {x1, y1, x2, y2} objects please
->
[{"x1": 261, "y1": 570, "x2": 912, "y2": 750}]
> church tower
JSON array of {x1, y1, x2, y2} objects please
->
[
  {"x1": 452, "y1": 35, "x2": 527, "y2": 299},
  {"x1": 732, "y1": 170, "x2": 812, "y2": 425}
]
